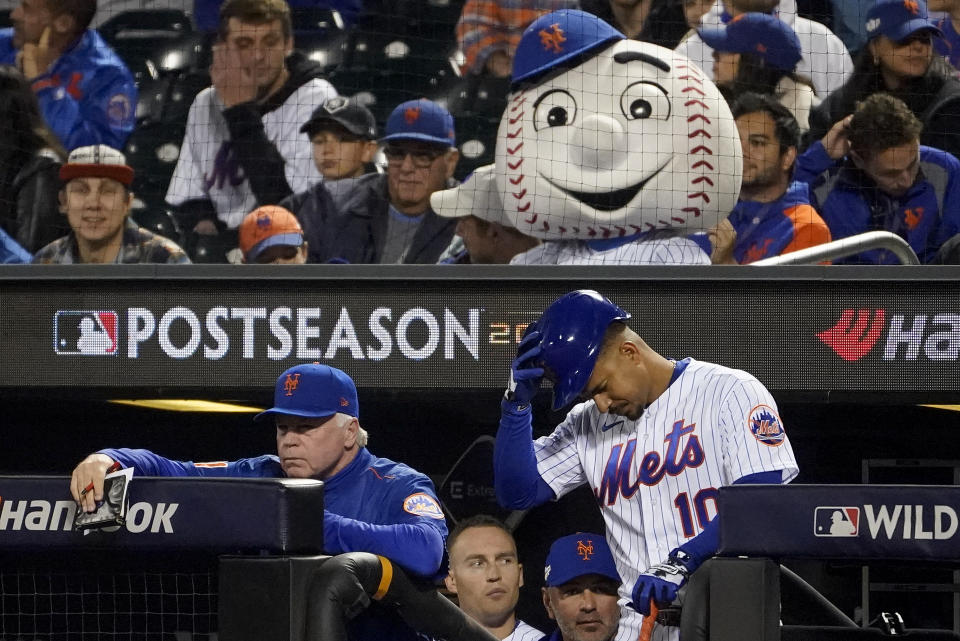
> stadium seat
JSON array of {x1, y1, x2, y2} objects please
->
[
  {"x1": 0, "y1": 10, "x2": 10, "y2": 29},
  {"x1": 450, "y1": 112, "x2": 498, "y2": 181},
  {"x1": 130, "y1": 204, "x2": 182, "y2": 244},
  {"x1": 124, "y1": 121, "x2": 185, "y2": 208},
  {"x1": 189, "y1": 232, "x2": 230, "y2": 264},
  {"x1": 99, "y1": 10, "x2": 197, "y2": 85},
  {"x1": 444, "y1": 73, "x2": 509, "y2": 120}
]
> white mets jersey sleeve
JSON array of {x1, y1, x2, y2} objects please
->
[
  {"x1": 265, "y1": 77, "x2": 335, "y2": 194},
  {"x1": 533, "y1": 358, "x2": 798, "y2": 641}
]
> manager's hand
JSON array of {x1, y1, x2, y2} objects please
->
[{"x1": 71, "y1": 453, "x2": 117, "y2": 513}]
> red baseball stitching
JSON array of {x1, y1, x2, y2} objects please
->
[
  {"x1": 680, "y1": 65, "x2": 716, "y2": 230},
  {"x1": 506, "y1": 91, "x2": 532, "y2": 225}
]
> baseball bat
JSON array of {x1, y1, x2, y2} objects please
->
[{"x1": 638, "y1": 600, "x2": 658, "y2": 641}]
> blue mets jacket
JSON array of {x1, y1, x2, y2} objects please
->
[
  {"x1": 728, "y1": 181, "x2": 831, "y2": 264},
  {"x1": 99, "y1": 446, "x2": 447, "y2": 577},
  {"x1": 796, "y1": 141, "x2": 960, "y2": 264},
  {"x1": 0, "y1": 28, "x2": 136, "y2": 150}
]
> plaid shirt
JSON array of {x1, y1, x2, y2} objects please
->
[
  {"x1": 456, "y1": 0, "x2": 579, "y2": 74},
  {"x1": 33, "y1": 218, "x2": 191, "y2": 264}
]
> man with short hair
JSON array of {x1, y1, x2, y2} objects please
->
[
  {"x1": 432, "y1": 165, "x2": 540, "y2": 264},
  {"x1": 315, "y1": 98, "x2": 460, "y2": 264},
  {"x1": 725, "y1": 92, "x2": 830, "y2": 264},
  {"x1": 796, "y1": 92, "x2": 960, "y2": 263},
  {"x1": 0, "y1": 0, "x2": 137, "y2": 149},
  {"x1": 33, "y1": 145, "x2": 190, "y2": 264},
  {"x1": 675, "y1": 0, "x2": 852, "y2": 97},
  {"x1": 71, "y1": 362, "x2": 450, "y2": 641},
  {"x1": 165, "y1": 0, "x2": 337, "y2": 251},
  {"x1": 539, "y1": 533, "x2": 622, "y2": 641},
  {"x1": 444, "y1": 515, "x2": 544, "y2": 641},
  {"x1": 238, "y1": 204, "x2": 308, "y2": 263}
]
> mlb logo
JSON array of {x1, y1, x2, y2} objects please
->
[
  {"x1": 814, "y1": 506, "x2": 859, "y2": 537},
  {"x1": 54, "y1": 311, "x2": 118, "y2": 356}
]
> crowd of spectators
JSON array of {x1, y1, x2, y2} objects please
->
[{"x1": 0, "y1": 0, "x2": 959, "y2": 265}]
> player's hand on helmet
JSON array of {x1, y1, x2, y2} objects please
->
[
  {"x1": 70, "y1": 453, "x2": 117, "y2": 513},
  {"x1": 630, "y1": 550, "x2": 694, "y2": 615},
  {"x1": 504, "y1": 329, "x2": 544, "y2": 407}
]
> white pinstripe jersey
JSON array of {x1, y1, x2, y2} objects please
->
[
  {"x1": 533, "y1": 358, "x2": 798, "y2": 641},
  {"x1": 509, "y1": 237, "x2": 710, "y2": 266},
  {"x1": 503, "y1": 619, "x2": 545, "y2": 641}
]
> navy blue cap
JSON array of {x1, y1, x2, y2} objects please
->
[
  {"x1": 255, "y1": 363, "x2": 359, "y2": 421},
  {"x1": 865, "y1": 0, "x2": 941, "y2": 42},
  {"x1": 380, "y1": 99, "x2": 456, "y2": 147},
  {"x1": 699, "y1": 13, "x2": 802, "y2": 71},
  {"x1": 544, "y1": 533, "x2": 621, "y2": 587},
  {"x1": 512, "y1": 9, "x2": 624, "y2": 86}
]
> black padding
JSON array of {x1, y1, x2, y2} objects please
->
[
  {"x1": 219, "y1": 554, "x2": 330, "y2": 641},
  {"x1": 709, "y1": 557, "x2": 781, "y2": 641}
]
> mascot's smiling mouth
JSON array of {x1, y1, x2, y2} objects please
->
[{"x1": 544, "y1": 161, "x2": 671, "y2": 211}]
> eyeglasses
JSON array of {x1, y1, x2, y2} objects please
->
[{"x1": 383, "y1": 145, "x2": 446, "y2": 168}]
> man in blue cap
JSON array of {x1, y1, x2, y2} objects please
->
[
  {"x1": 539, "y1": 533, "x2": 622, "y2": 641},
  {"x1": 314, "y1": 98, "x2": 461, "y2": 264},
  {"x1": 70, "y1": 362, "x2": 449, "y2": 640}
]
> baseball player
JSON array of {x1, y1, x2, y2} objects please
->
[
  {"x1": 494, "y1": 290, "x2": 799, "y2": 641},
  {"x1": 444, "y1": 514, "x2": 544, "y2": 641},
  {"x1": 70, "y1": 363, "x2": 450, "y2": 641}
]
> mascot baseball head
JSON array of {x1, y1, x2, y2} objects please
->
[{"x1": 495, "y1": 10, "x2": 741, "y2": 239}]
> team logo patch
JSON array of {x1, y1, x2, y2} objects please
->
[
  {"x1": 324, "y1": 96, "x2": 349, "y2": 113},
  {"x1": 106, "y1": 93, "x2": 132, "y2": 128},
  {"x1": 576, "y1": 539, "x2": 594, "y2": 560},
  {"x1": 54, "y1": 311, "x2": 118, "y2": 355},
  {"x1": 539, "y1": 23, "x2": 566, "y2": 53},
  {"x1": 747, "y1": 404, "x2": 785, "y2": 446},
  {"x1": 814, "y1": 506, "x2": 860, "y2": 537},
  {"x1": 283, "y1": 373, "x2": 301, "y2": 396},
  {"x1": 402, "y1": 492, "x2": 444, "y2": 520}
]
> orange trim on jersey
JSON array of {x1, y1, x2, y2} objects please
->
[
  {"x1": 194, "y1": 461, "x2": 228, "y2": 468},
  {"x1": 781, "y1": 204, "x2": 832, "y2": 259},
  {"x1": 373, "y1": 556, "x2": 393, "y2": 600}
]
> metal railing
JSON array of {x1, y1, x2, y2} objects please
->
[{"x1": 751, "y1": 231, "x2": 921, "y2": 266}]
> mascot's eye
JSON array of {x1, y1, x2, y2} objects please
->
[
  {"x1": 548, "y1": 107, "x2": 568, "y2": 126},
  {"x1": 629, "y1": 99, "x2": 652, "y2": 119},
  {"x1": 533, "y1": 89, "x2": 577, "y2": 131},
  {"x1": 620, "y1": 82, "x2": 670, "y2": 121}
]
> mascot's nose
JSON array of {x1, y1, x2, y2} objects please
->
[{"x1": 570, "y1": 114, "x2": 627, "y2": 171}]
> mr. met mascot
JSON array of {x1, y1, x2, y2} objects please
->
[{"x1": 495, "y1": 10, "x2": 741, "y2": 248}]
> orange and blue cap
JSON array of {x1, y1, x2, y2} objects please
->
[
  {"x1": 255, "y1": 363, "x2": 359, "y2": 421},
  {"x1": 512, "y1": 10, "x2": 624, "y2": 87},
  {"x1": 381, "y1": 99, "x2": 456, "y2": 147},
  {"x1": 544, "y1": 533, "x2": 621, "y2": 588},
  {"x1": 238, "y1": 206, "x2": 304, "y2": 263},
  {"x1": 865, "y1": 0, "x2": 941, "y2": 42}
]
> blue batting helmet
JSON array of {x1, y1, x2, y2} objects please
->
[{"x1": 528, "y1": 290, "x2": 630, "y2": 410}]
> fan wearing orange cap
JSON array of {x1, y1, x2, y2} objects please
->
[{"x1": 238, "y1": 205, "x2": 308, "y2": 264}]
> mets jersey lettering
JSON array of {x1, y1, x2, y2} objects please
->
[{"x1": 596, "y1": 420, "x2": 705, "y2": 505}]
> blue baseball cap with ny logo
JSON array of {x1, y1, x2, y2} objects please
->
[
  {"x1": 544, "y1": 533, "x2": 621, "y2": 588},
  {"x1": 381, "y1": 99, "x2": 456, "y2": 147},
  {"x1": 511, "y1": 9, "x2": 624, "y2": 86},
  {"x1": 865, "y1": 0, "x2": 941, "y2": 42},
  {"x1": 255, "y1": 363, "x2": 359, "y2": 421}
]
